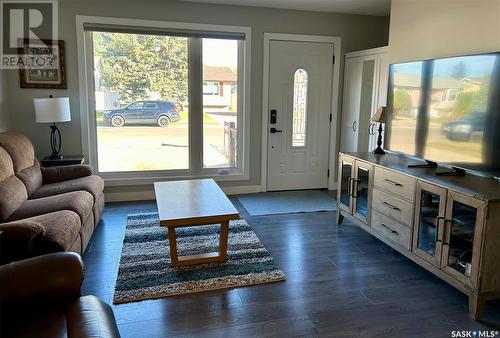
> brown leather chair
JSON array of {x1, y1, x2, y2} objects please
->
[{"x1": 0, "y1": 252, "x2": 120, "y2": 338}]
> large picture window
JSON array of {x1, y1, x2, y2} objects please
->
[
  {"x1": 78, "y1": 17, "x2": 250, "y2": 182},
  {"x1": 93, "y1": 32, "x2": 190, "y2": 172}
]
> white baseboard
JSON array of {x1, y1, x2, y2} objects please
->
[
  {"x1": 104, "y1": 190, "x2": 156, "y2": 202},
  {"x1": 104, "y1": 185, "x2": 262, "y2": 202},
  {"x1": 220, "y1": 185, "x2": 262, "y2": 195}
]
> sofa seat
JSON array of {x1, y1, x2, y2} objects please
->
[
  {"x1": 24, "y1": 210, "x2": 81, "y2": 253},
  {"x1": 30, "y1": 175, "x2": 104, "y2": 202},
  {"x1": 8, "y1": 190, "x2": 94, "y2": 223}
]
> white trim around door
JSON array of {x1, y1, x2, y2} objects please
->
[{"x1": 261, "y1": 33, "x2": 342, "y2": 192}]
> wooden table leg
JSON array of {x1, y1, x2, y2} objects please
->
[
  {"x1": 167, "y1": 227, "x2": 179, "y2": 267},
  {"x1": 219, "y1": 221, "x2": 229, "y2": 262}
]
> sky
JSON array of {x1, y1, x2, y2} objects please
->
[
  {"x1": 392, "y1": 53, "x2": 497, "y2": 78},
  {"x1": 202, "y1": 38, "x2": 238, "y2": 68}
]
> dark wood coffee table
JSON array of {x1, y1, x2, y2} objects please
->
[{"x1": 154, "y1": 179, "x2": 240, "y2": 267}]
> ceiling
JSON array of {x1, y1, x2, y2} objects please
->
[{"x1": 176, "y1": 0, "x2": 391, "y2": 16}]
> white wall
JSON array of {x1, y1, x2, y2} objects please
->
[{"x1": 388, "y1": 0, "x2": 500, "y2": 63}]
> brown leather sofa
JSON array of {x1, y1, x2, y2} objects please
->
[
  {"x1": 0, "y1": 131, "x2": 105, "y2": 263},
  {"x1": 0, "y1": 252, "x2": 120, "y2": 338}
]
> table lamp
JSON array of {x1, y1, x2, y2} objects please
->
[
  {"x1": 371, "y1": 106, "x2": 386, "y2": 155},
  {"x1": 33, "y1": 96, "x2": 71, "y2": 159}
]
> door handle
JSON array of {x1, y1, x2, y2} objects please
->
[
  {"x1": 435, "y1": 216, "x2": 445, "y2": 243},
  {"x1": 348, "y1": 177, "x2": 354, "y2": 196},
  {"x1": 352, "y1": 121, "x2": 357, "y2": 132},
  {"x1": 270, "y1": 127, "x2": 283, "y2": 133},
  {"x1": 353, "y1": 179, "x2": 361, "y2": 198},
  {"x1": 380, "y1": 223, "x2": 399, "y2": 235},
  {"x1": 443, "y1": 219, "x2": 453, "y2": 245},
  {"x1": 384, "y1": 178, "x2": 403, "y2": 187},
  {"x1": 382, "y1": 201, "x2": 401, "y2": 211}
]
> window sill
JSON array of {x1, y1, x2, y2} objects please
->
[{"x1": 99, "y1": 170, "x2": 249, "y2": 187}]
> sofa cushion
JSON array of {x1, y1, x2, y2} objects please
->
[
  {"x1": 17, "y1": 159, "x2": 43, "y2": 196},
  {"x1": 0, "y1": 146, "x2": 14, "y2": 182},
  {"x1": 31, "y1": 175, "x2": 105, "y2": 202},
  {"x1": 0, "y1": 132, "x2": 43, "y2": 196},
  {"x1": 8, "y1": 191, "x2": 94, "y2": 223},
  {"x1": 27, "y1": 210, "x2": 81, "y2": 253},
  {"x1": 0, "y1": 132, "x2": 36, "y2": 173},
  {"x1": 0, "y1": 176, "x2": 28, "y2": 222},
  {"x1": 42, "y1": 164, "x2": 93, "y2": 184}
]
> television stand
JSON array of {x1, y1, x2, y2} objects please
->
[
  {"x1": 337, "y1": 152, "x2": 500, "y2": 321},
  {"x1": 436, "y1": 167, "x2": 466, "y2": 176},
  {"x1": 408, "y1": 160, "x2": 438, "y2": 169}
]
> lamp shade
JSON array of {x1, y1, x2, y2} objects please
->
[
  {"x1": 371, "y1": 106, "x2": 387, "y2": 123},
  {"x1": 33, "y1": 97, "x2": 71, "y2": 123}
]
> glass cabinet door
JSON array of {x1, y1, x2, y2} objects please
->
[
  {"x1": 412, "y1": 181, "x2": 447, "y2": 267},
  {"x1": 353, "y1": 162, "x2": 373, "y2": 224},
  {"x1": 442, "y1": 192, "x2": 486, "y2": 288},
  {"x1": 338, "y1": 157, "x2": 354, "y2": 213}
]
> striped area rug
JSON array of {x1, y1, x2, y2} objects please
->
[{"x1": 113, "y1": 213, "x2": 286, "y2": 304}]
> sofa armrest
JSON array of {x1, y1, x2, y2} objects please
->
[
  {"x1": 0, "y1": 221, "x2": 45, "y2": 263},
  {"x1": 41, "y1": 164, "x2": 94, "y2": 184},
  {"x1": 0, "y1": 220, "x2": 45, "y2": 241},
  {"x1": 0, "y1": 252, "x2": 84, "y2": 305}
]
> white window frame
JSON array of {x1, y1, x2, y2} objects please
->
[{"x1": 76, "y1": 16, "x2": 251, "y2": 186}]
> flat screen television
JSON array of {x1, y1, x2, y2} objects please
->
[{"x1": 385, "y1": 52, "x2": 500, "y2": 177}]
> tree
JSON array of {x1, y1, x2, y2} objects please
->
[
  {"x1": 470, "y1": 77, "x2": 490, "y2": 112},
  {"x1": 451, "y1": 61, "x2": 467, "y2": 79},
  {"x1": 93, "y1": 32, "x2": 188, "y2": 105},
  {"x1": 149, "y1": 37, "x2": 188, "y2": 105},
  {"x1": 393, "y1": 89, "x2": 413, "y2": 116},
  {"x1": 453, "y1": 91, "x2": 473, "y2": 118}
]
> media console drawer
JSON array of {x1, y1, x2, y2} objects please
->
[
  {"x1": 374, "y1": 167, "x2": 416, "y2": 202},
  {"x1": 371, "y1": 209, "x2": 411, "y2": 250},
  {"x1": 372, "y1": 188, "x2": 414, "y2": 226}
]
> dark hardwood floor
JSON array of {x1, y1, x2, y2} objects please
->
[{"x1": 82, "y1": 195, "x2": 500, "y2": 337}]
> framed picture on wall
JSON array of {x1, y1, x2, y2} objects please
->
[{"x1": 18, "y1": 39, "x2": 67, "y2": 89}]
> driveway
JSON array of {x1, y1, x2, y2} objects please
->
[{"x1": 96, "y1": 124, "x2": 232, "y2": 172}]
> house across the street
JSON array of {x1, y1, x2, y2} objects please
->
[{"x1": 202, "y1": 65, "x2": 237, "y2": 112}]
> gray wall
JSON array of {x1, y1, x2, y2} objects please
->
[
  {"x1": 388, "y1": 0, "x2": 500, "y2": 63},
  {"x1": 4, "y1": 0, "x2": 389, "y2": 197},
  {"x1": 0, "y1": 70, "x2": 9, "y2": 132}
]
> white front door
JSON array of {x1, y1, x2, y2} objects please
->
[{"x1": 267, "y1": 40, "x2": 334, "y2": 191}]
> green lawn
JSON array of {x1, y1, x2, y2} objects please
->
[
  {"x1": 96, "y1": 110, "x2": 104, "y2": 122},
  {"x1": 95, "y1": 110, "x2": 219, "y2": 125},
  {"x1": 173, "y1": 111, "x2": 219, "y2": 125}
]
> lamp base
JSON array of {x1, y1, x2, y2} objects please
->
[
  {"x1": 372, "y1": 123, "x2": 386, "y2": 155},
  {"x1": 49, "y1": 154, "x2": 63, "y2": 160},
  {"x1": 49, "y1": 123, "x2": 63, "y2": 160},
  {"x1": 372, "y1": 146, "x2": 386, "y2": 155}
]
